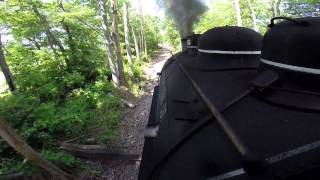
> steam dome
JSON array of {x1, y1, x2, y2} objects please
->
[
  {"x1": 261, "y1": 17, "x2": 320, "y2": 74},
  {"x1": 198, "y1": 26, "x2": 262, "y2": 57},
  {"x1": 256, "y1": 17, "x2": 320, "y2": 111},
  {"x1": 193, "y1": 26, "x2": 262, "y2": 69}
]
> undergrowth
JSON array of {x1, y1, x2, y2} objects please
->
[{"x1": 0, "y1": 53, "x2": 154, "y2": 177}]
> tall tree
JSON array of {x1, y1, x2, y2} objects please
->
[
  {"x1": 57, "y1": 1, "x2": 78, "y2": 68},
  {"x1": 232, "y1": 0, "x2": 243, "y2": 26},
  {"x1": 246, "y1": 0, "x2": 258, "y2": 31},
  {"x1": 0, "y1": 33, "x2": 16, "y2": 92},
  {"x1": 0, "y1": 119, "x2": 73, "y2": 179},
  {"x1": 138, "y1": 0, "x2": 147, "y2": 57},
  {"x1": 31, "y1": 3, "x2": 68, "y2": 65},
  {"x1": 112, "y1": 0, "x2": 127, "y2": 86},
  {"x1": 123, "y1": 2, "x2": 133, "y2": 64},
  {"x1": 272, "y1": 0, "x2": 282, "y2": 17},
  {"x1": 132, "y1": 26, "x2": 140, "y2": 58},
  {"x1": 98, "y1": 0, "x2": 120, "y2": 86}
]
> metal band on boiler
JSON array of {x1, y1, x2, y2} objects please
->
[{"x1": 261, "y1": 58, "x2": 320, "y2": 75}]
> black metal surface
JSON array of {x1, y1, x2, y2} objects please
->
[
  {"x1": 139, "y1": 25, "x2": 263, "y2": 180},
  {"x1": 140, "y1": 18, "x2": 320, "y2": 180},
  {"x1": 147, "y1": 86, "x2": 159, "y2": 127},
  {"x1": 181, "y1": 38, "x2": 187, "y2": 52},
  {"x1": 262, "y1": 17, "x2": 320, "y2": 70},
  {"x1": 197, "y1": 26, "x2": 262, "y2": 56},
  {"x1": 178, "y1": 62, "x2": 249, "y2": 157}
]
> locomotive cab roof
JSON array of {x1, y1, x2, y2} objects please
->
[{"x1": 194, "y1": 26, "x2": 263, "y2": 70}]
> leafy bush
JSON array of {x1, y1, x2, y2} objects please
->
[
  {"x1": 0, "y1": 79, "x2": 123, "y2": 175},
  {"x1": 95, "y1": 94, "x2": 123, "y2": 143},
  {"x1": 0, "y1": 150, "x2": 80, "y2": 176},
  {"x1": 41, "y1": 150, "x2": 81, "y2": 169}
]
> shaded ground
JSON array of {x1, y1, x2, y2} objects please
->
[{"x1": 99, "y1": 48, "x2": 171, "y2": 180}]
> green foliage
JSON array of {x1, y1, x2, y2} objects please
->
[
  {"x1": 160, "y1": 17, "x2": 180, "y2": 50},
  {"x1": 95, "y1": 94, "x2": 123, "y2": 142},
  {"x1": 195, "y1": 0, "x2": 237, "y2": 33},
  {"x1": 0, "y1": 79, "x2": 122, "y2": 175},
  {"x1": 0, "y1": 157, "x2": 35, "y2": 176},
  {"x1": 144, "y1": 16, "x2": 162, "y2": 53},
  {"x1": 0, "y1": 0, "x2": 129, "y2": 176},
  {"x1": 126, "y1": 58, "x2": 147, "y2": 96},
  {"x1": 41, "y1": 150, "x2": 80, "y2": 169},
  {"x1": 0, "y1": 150, "x2": 80, "y2": 176}
]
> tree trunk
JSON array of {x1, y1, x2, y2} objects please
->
[
  {"x1": 32, "y1": 4, "x2": 65, "y2": 53},
  {"x1": 0, "y1": 34, "x2": 16, "y2": 92},
  {"x1": 112, "y1": 0, "x2": 127, "y2": 87},
  {"x1": 232, "y1": 0, "x2": 243, "y2": 26},
  {"x1": 31, "y1": 4, "x2": 69, "y2": 66},
  {"x1": 58, "y1": 2, "x2": 78, "y2": 68},
  {"x1": 139, "y1": 31, "x2": 143, "y2": 56},
  {"x1": 98, "y1": 0, "x2": 120, "y2": 86},
  {"x1": 123, "y1": 3, "x2": 133, "y2": 64},
  {"x1": 0, "y1": 119, "x2": 73, "y2": 180},
  {"x1": 64, "y1": 23, "x2": 77, "y2": 64},
  {"x1": 131, "y1": 27, "x2": 140, "y2": 58},
  {"x1": 246, "y1": 0, "x2": 258, "y2": 31},
  {"x1": 272, "y1": 0, "x2": 282, "y2": 17},
  {"x1": 138, "y1": 0, "x2": 147, "y2": 57}
]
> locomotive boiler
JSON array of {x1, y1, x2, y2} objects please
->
[{"x1": 139, "y1": 17, "x2": 320, "y2": 180}]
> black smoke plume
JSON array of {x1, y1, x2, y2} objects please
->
[{"x1": 159, "y1": 0, "x2": 208, "y2": 38}]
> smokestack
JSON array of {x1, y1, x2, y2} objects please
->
[
  {"x1": 159, "y1": 0, "x2": 208, "y2": 38},
  {"x1": 181, "y1": 33, "x2": 200, "y2": 52},
  {"x1": 181, "y1": 38, "x2": 187, "y2": 51}
]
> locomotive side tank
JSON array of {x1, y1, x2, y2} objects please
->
[
  {"x1": 139, "y1": 26, "x2": 263, "y2": 180},
  {"x1": 140, "y1": 33, "x2": 203, "y2": 179},
  {"x1": 144, "y1": 33, "x2": 202, "y2": 136}
]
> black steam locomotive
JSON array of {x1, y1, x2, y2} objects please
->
[{"x1": 139, "y1": 17, "x2": 320, "y2": 180}]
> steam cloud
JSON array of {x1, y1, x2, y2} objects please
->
[{"x1": 159, "y1": 0, "x2": 208, "y2": 38}]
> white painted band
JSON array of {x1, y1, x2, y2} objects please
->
[
  {"x1": 207, "y1": 168, "x2": 245, "y2": 180},
  {"x1": 207, "y1": 138, "x2": 320, "y2": 180},
  {"x1": 187, "y1": 46, "x2": 197, "y2": 49},
  {"x1": 261, "y1": 58, "x2": 320, "y2": 75},
  {"x1": 266, "y1": 138, "x2": 320, "y2": 164},
  {"x1": 198, "y1": 49, "x2": 261, "y2": 55}
]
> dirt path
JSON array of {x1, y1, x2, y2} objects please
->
[{"x1": 101, "y1": 48, "x2": 171, "y2": 180}]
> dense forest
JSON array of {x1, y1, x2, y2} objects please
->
[{"x1": 0, "y1": 0, "x2": 318, "y2": 179}]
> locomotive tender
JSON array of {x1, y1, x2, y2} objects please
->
[{"x1": 139, "y1": 17, "x2": 320, "y2": 180}]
